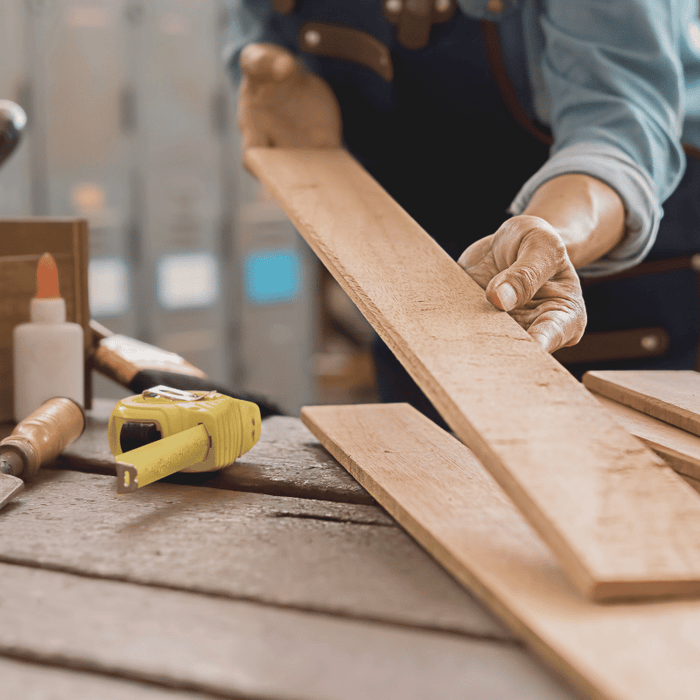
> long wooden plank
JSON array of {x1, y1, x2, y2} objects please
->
[
  {"x1": 246, "y1": 147, "x2": 700, "y2": 600},
  {"x1": 0, "y1": 563, "x2": 576, "y2": 700},
  {"x1": 0, "y1": 468, "x2": 508, "y2": 640},
  {"x1": 584, "y1": 370, "x2": 700, "y2": 437},
  {"x1": 593, "y1": 393, "x2": 700, "y2": 481},
  {"x1": 302, "y1": 402, "x2": 700, "y2": 700}
]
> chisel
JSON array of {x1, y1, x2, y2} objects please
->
[{"x1": 0, "y1": 397, "x2": 85, "y2": 510}]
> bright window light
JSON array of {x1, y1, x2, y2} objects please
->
[
  {"x1": 244, "y1": 249, "x2": 301, "y2": 304},
  {"x1": 157, "y1": 252, "x2": 219, "y2": 309},
  {"x1": 89, "y1": 258, "x2": 129, "y2": 317}
]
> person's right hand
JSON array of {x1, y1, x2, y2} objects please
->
[{"x1": 238, "y1": 43, "x2": 343, "y2": 153}]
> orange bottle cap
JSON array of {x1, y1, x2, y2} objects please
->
[{"x1": 36, "y1": 252, "x2": 61, "y2": 299}]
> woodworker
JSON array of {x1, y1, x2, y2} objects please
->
[{"x1": 228, "y1": 0, "x2": 700, "y2": 417}]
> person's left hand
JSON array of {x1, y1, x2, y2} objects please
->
[{"x1": 457, "y1": 215, "x2": 586, "y2": 353}]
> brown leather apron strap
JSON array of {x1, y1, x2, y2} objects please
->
[
  {"x1": 382, "y1": 0, "x2": 455, "y2": 49},
  {"x1": 382, "y1": 0, "x2": 456, "y2": 49},
  {"x1": 273, "y1": 0, "x2": 296, "y2": 13},
  {"x1": 298, "y1": 22, "x2": 394, "y2": 81},
  {"x1": 481, "y1": 20, "x2": 700, "y2": 161},
  {"x1": 553, "y1": 327, "x2": 669, "y2": 365},
  {"x1": 556, "y1": 255, "x2": 700, "y2": 367},
  {"x1": 481, "y1": 21, "x2": 554, "y2": 146},
  {"x1": 580, "y1": 254, "x2": 700, "y2": 287}
]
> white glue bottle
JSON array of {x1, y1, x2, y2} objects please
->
[{"x1": 13, "y1": 252, "x2": 84, "y2": 422}]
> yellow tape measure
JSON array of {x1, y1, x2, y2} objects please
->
[{"x1": 108, "y1": 386, "x2": 261, "y2": 494}]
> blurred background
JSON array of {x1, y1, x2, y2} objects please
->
[{"x1": 0, "y1": 0, "x2": 378, "y2": 414}]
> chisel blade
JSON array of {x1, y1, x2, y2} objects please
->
[{"x1": 0, "y1": 472, "x2": 23, "y2": 510}]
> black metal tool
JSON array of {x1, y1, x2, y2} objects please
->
[{"x1": 0, "y1": 100, "x2": 26, "y2": 168}]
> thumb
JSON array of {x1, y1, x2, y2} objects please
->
[
  {"x1": 485, "y1": 230, "x2": 568, "y2": 311},
  {"x1": 240, "y1": 43, "x2": 297, "y2": 82}
]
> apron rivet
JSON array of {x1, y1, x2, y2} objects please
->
[
  {"x1": 640, "y1": 334, "x2": 660, "y2": 352},
  {"x1": 304, "y1": 29, "x2": 321, "y2": 47}
]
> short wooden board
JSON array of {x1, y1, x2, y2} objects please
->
[
  {"x1": 302, "y1": 402, "x2": 700, "y2": 700},
  {"x1": 593, "y1": 393, "x2": 700, "y2": 481},
  {"x1": 584, "y1": 370, "x2": 700, "y2": 437},
  {"x1": 246, "y1": 147, "x2": 700, "y2": 600}
]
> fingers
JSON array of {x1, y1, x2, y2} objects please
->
[
  {"x1": 240, "y1": 43, "x2": 297, "y2": 83},
  {"x1": 526, "y1": 303, "x2": 586, "y2": 353},
  {"x1": 485, "y1": 221, "x2": 568, "y2": 312}
]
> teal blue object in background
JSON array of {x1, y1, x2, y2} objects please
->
[{"x1": 244, "y1": 249, "x2": 301, "y2": 304}]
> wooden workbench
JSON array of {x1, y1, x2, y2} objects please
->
[{"x1": 0, "y1": 399, "x2": 579, "y2": 700}]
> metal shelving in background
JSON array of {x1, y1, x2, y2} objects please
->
[{"x1": 0, "y1": 0, "x2": 319, "y2": 414}]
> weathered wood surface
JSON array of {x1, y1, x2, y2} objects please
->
[
  {"x1": 246, "y1": 146, "x2": 700, "y2": 601},
  {"x1": 594, "y1": 394, "x2": 700, "y2": 481},
  {"x1": 0, "y1": 658, "x2": 217, "y2": 700},
  {"x1": 0, "y1": 468, "x2": 508, "y2": 639},
  {"x1": 0, "y1": 563, "x2": 576, "y2": 700},
  {"x1": 46, "y1": 399, "x2": 374, "y2": 505},
  {"x1": 302, "y1": 402, "x2": 700, "y2": 700},
  {"x1": 584, "y1": 370, "x2": 700, "y2": 437}
]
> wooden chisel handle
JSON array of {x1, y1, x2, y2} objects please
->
[{"x1": 0, "y1": 398, "x2": 85, "y2": 478}]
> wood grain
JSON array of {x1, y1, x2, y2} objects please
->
[
  {"x1": 0, "y1": 658, "x2": 217, "y2": 700},
  {"x1": 0, "y1": 468, "x2": 509, "y2": 640},
  {"x1": 593, "y1": 393, "x2": 700, "y2": 481},
  {"x1": 0, "y1": 563, "x2": 575, "y2": 700},
  {"x1": 246, "y1": 147, "x2": 700, "y2": 600},
  {"x1": 303, "y1": 402, "x2": 700, "y2": 700},
  {"x1": 584, "y1": 370, "x2": 700, "y2": 437},
  {"x1": 0, "y1": 219, "x2": 91, "y2": 420}
]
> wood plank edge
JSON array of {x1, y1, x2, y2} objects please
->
[{"x1": 583, "y1": 372, "x2": 700, "y2": 438}]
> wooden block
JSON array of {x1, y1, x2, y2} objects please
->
[
  {"x1": 584, "y1": 370, "x2": 700, "y2": 437},
  {"x1": 0, "y1": 564, "x2": 575, "y2": 700},
  {"x1": 0, "y1": 469, "x2": 509, "y2": 640},
  {"x1": 0, "y1": 218, "x2": 91, "y2": 420},
  {"x1": 245, "y1": 147, "x2": 700, "y2": 600},
  {"x1": 593, "y1": 393, "x2": 700, "y2": 482},
  {"x1": 302, "y1": 402, "x2": 700, "y2": 700}
]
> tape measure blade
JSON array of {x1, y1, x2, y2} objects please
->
[{"x1": 117, "y1": 424, "x2": 210, "y2": 491}]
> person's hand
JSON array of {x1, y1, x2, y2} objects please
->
[
  {"x1": 237, "y1": 43, "x2": 342, "y2": 152},
  {"x1": 457, "y1": 215, "x2": 586, "y2": 353}
]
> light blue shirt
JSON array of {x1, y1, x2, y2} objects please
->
[{"x1": 227, "y1": 0, "x2": 700, "y2": 274}]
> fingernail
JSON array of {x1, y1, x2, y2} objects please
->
[{"x1": 495, "y1": 283, "x2": 517, "y2": 311}]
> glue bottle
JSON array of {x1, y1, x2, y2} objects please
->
[{"x1": 13, "y1": 252, "x2": 84, "y2": 422}]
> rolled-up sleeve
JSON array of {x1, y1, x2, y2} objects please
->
[
  {"x1": 509, "y1": 1, "x2": 687, "y2": 276},
  {"x1": 223, "y1": 1, "x2": 276, "y2": 85}
]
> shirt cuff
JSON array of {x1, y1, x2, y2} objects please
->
[{"x1": 508, "y1": 143, "x2": 661, "y2": 277}]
